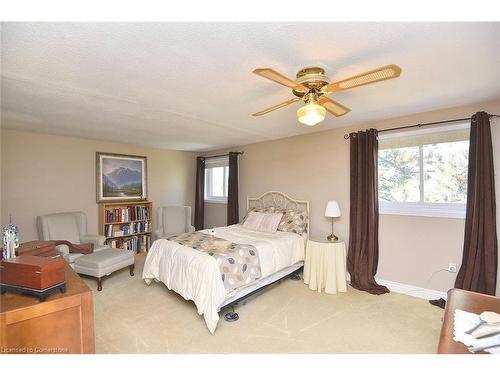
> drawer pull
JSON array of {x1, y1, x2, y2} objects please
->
[
  {"x1": 35, "y1": 271, "x2": 41, "y2": 274},
  {"x1": 51, "y1": 255, "x2": 61, "y2": 259}
]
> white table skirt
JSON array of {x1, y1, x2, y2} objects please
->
[{"x1": 303, "y1": 240, "x2": 347, "y2": 294}]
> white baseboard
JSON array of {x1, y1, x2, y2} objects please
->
[
  {"x1": 345, "y1": 274, "x2": 447, "y2": 300},
  {"x1": 375, "y1": 277, "x2": 447, "y2": 301}
]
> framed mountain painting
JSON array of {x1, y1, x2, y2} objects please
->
[{"x1": 96, "y1": 152, "x2": 147, "y2": 203}]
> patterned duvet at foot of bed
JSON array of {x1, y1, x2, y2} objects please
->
[{"x1": 166, "y1": 232, "x2": 261, "y2": 293}]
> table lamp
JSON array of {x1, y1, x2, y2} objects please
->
[{"x1": 325, "y1": 200, "x2": 341, "y2": 241}]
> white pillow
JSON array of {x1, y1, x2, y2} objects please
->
[
  {"x1": 258, "y1": 212, "x2": 284, "y2": 233},
  {"x1": 242, "y1": 211, "x2": 283, "y2": 233},
  {"x1": 242, "y1": 211, "x2": 262, "y2": 230}
]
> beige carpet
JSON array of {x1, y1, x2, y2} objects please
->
[{"x1": 82, "y1": 254, "x2": 444, "y2": 354}]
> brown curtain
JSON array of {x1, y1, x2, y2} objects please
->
[
  {"x1": 455, "y1": 112, "x2": 498, "y2": 295},
  {"x1": 347, "y1": 129, "x2": 390, "y2": 295},
  {"x1": 227, "y1": 152, "x2": 240, "y2": 225},
  {"x1": 194, "y1": 156, "x2": 205, "y2": 230}
]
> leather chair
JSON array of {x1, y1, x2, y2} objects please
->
[
  {"x1": 37, "y1": 211, "x2": 109, "y2": 264},
  {"x1": 154, "y1": 206, "x2": 195, "y2": 239}
]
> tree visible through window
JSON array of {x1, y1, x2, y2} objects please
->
[
  {"x1": 379, "y1": 146, "x2": 420, "y2": 202},
  {"x1": 378, "y1": 123, "x2": 469, "y2": 217},
  {"x1": 423, "y1": 142, "x2": 468, "y2": 203}
]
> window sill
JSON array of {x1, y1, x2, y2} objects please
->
[
  {"x1": 204, "y1": 199, "x2": 227, "y2": 205},
  {"x1": 379, "y1": 202, "x2": 466, "y2": 219}
]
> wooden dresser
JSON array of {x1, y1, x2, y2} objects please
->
[
  {"x1": 438, "y1": 288, "x2": 500, "y2": 354},
  {"x1": 0, "y1": 262, "x2": 95, "y2": 354}
]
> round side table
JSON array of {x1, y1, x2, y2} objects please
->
[{"x1": 303, "y1": 238, "x2": 347, "y2": 294}]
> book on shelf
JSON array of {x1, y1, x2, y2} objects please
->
[
  {"x1": 104, "y1": 205, "x2": 150, "y2": 223},
  {"x1": 99, "y1": 201, "x2": 152, "y2": 252},
  {"x1": 104, "y1": 222, "x2": 151, "y2": 238},
  {"x1": 108, "y1": 235, "x2": 151, "y2": 253}
]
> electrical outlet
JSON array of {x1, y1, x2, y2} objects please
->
[{"x1": 448, "y1": 263, "x2": 457, "y2": 273}]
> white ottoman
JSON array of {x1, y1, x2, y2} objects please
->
[{"x1": 73, "y1": 248, "x2": 135, "y2": 291}]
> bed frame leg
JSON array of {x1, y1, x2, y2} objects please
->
[
  {"x1": 290, "y1": 271, "x2": 302, "y2": 280},
  {"x1": 224, "y1": 306, "x2": 239, "y2": 322}
]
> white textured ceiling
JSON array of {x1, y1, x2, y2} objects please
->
[{"x1": 1, "y1": 22, "x2": 500, "y2": 151}]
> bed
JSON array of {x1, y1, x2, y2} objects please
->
[{"x1": 142, "y1": 191, "x2": 309, "y2": 334}]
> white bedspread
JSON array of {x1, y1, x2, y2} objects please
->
[{"x1": 142, "y1": 224, "x2": 305, "y2": 334}]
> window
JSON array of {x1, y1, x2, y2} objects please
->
[
  {"x1": 205, "y1": 156, "x2": 229, "y2": 203},
  {"x1": 378, "y1": 122, "x2": 469, "y2": 218}
]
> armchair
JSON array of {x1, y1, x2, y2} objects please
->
[
  {"x1": 154, "y1": 206, "x2": 195, "y2": 239},
  {"x1": 37, "y1": 211, "x2": 108, "y2": 264}
]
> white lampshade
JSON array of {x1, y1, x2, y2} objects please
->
[{"x1": 325, "y1": 200, "x2": 341, "y2": 218}]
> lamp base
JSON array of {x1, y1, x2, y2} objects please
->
[{"x1": 327, "y1": 233, "x2": 338, "y2": 242}]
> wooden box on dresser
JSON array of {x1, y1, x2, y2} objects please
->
[
  {"x1": 16, "y1": 240, "x2": 57, "y2": 257},
  {"x1": 0, "y1": 262, "x2": 95, "y2": 354},
  {"x1": 99, "y1": 201, "x2": 152, "y2": 252}
]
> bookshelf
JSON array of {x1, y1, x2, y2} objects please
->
[{"x1": 98, "y1": 201, "x2": 152, "y2": 253}]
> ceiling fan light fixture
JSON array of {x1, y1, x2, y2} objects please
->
[
  {"x1": 297, "y1": 102, "x2": 326, "y2": 126},
  {"x1": 252, "y1": 64, "x2": 401, "y2": 123}
]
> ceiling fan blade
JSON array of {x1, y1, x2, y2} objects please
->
[
  {"x1": 318, "y1": 96, "x2": 350, "y2": 117},
  {"x1": 253, "y1": 68, "x2": 308, "y2": 92},
  {"x1": 321, "y1": 64, "x2": 402, "y2": 94},
  {"x1": 252, "y1": 98, "x2": 300, "y2": 116}
]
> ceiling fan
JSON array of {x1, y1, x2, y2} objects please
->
[{"x1": 252, "y1": 64, "x2": 402, "y2": 126}]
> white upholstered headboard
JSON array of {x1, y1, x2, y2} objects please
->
[{"x1": 246, "y1": 191, "x2": 310, "y2": 240}]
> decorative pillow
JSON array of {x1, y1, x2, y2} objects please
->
[
  {"x1": 256, "y1": 212, "x2": 283, "y2": 233},
  {"x1": 241, "y1": 206, "x2": 275, "y2": 223},
  {"x1": 242, "y1": 211, "x2": 263, "y2": 230},
  {"x1": 276, "y1": 209, "x2": 308, "y2": 235},
  {"x1": 242, "y1": 211, "x2": 283, "y2": 233}
]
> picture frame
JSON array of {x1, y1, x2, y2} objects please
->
[{"x1": 96, "y1": 152, "x2": 148, "y2": 203}]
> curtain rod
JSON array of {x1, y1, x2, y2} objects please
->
[
  {"x1": 343, "y1": 113, "x2": 500, "y2": 139},
  {"x1": 202, "y1": 151, "x2": 244, "y2": 159}
]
